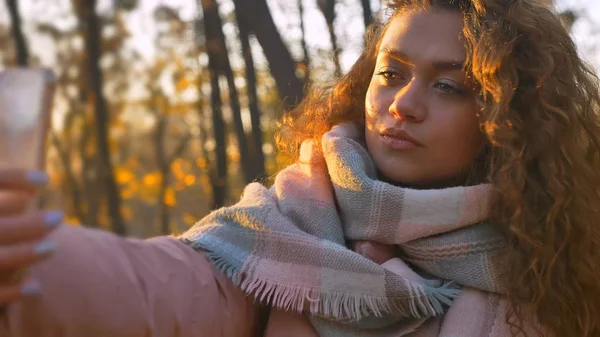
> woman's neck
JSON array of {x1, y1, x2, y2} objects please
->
[{"x1": 376, "y1": 169, "x2": 476, "y2": 190}]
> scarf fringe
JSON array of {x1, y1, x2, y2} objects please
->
[{"x1": 204, "y1": 251, "x2": 461, "y2": 322}]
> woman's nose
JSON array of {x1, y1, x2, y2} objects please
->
[{"x1": 388, "y1": 80, "x2": 426, "y2": 122}]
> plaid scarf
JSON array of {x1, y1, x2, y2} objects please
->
[{"x1": 179, "y1": 123, "x2": 508, "y2": 335}]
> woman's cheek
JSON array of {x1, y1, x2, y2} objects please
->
[{"x1": 365, "y1": 85, "x2": 386, "y2": 120}]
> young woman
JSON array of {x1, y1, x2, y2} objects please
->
[{"x1": 1, "y1": 0, "x2": 598, "y2": 336}]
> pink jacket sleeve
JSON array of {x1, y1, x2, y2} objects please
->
[{"x1": 0, "y1": 225, "x2": 263, "y2": 337}]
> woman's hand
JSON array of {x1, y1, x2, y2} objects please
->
[
  {"x1": 0, "y1": 169, "x2": 62, "y2": 305},
  {"x1": 352, "y1": 240, "x2": 396, "y2": 265}
]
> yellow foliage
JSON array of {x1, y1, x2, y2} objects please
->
[
  {"x1": 200, "y1": 173, "x2": 212, "y2": 193},
  {"x1": 169, "y1": 104, "x2": 191, "y2": 116},
  {"x1": 143, "y1": 172, "x2": 163, "y2": 187},
  {"x1": 183, "y1": 213, "x2": 197, "y2": 226},
  {"x1": 65, "y1": 216, "x2": 81, "y2": 226},
  {"x1": 196, "y1": 157, "x2": 207, "y2": 169},
  {"x1": 115, "y1": 167, "x2": 135, "y2": 185},
  {"x1": 171, "y1": 159, "x2": 191, "y2": 181},
  {"x1": 164, "y1": 187, "x2": 177, "y2": 206},
  {"x1": 121, "y1": 181, "x2": 139, "y2": 199},
  {"x1": 122, "y1": 206, "x2": 134, "y2": 221},
  {"x1": 175, "y1": 77, "x2": 191, "y2": 93},
  {"x1": 228, "y1": 150, "x2": 240, "y2": 162},
  {"x1": 184, "y1": 174, "x2": 196, "y2": 186},
  {"x1": 111, "y1": 119, "x2": 127, "y2": 132}
]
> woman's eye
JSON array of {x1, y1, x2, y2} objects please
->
[
  {"x1": 434, "y1": 81, "x2": 466, "y2": 95},
  {"x1": 375, "y1": 69, "x2": 402, "y2": 83}
]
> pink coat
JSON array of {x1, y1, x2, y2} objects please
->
[{"x1": 0, "y1": 225, "x2": 319, "y2": 337}]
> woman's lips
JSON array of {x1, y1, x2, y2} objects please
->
[{"x1": 379, "y1": 129, "x2": 423, "y2": 150}]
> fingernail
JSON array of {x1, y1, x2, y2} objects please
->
[
  {"x1": 44, "y1": 211, "x2": 63, "y2": 229},
  {"x1": 21, "y1": 280, "x2": 41, "y2": 296},
  {"x1": 34, "y1": 240, "x2": 56, "y2": 257},
  {"x1": 26, "y1": 171, "x2": 49, "y2": 185}
]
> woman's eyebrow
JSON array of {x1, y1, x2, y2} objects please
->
[
  {"x1": 379, "y1": 46, "x2": 414, "y2": 65},
  {"x1": 380, "y1": 45, "x2": 465, "y2": 71}
]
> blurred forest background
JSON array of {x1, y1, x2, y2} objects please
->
[{"x1": 0, "y1": 0, "x2": 597, "y2": 237}]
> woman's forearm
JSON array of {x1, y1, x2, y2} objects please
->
[{"x1": 1, "y1": 225, "x2": 261, "y2": 337}]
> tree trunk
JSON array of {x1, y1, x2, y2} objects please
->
[
  {"x1": 318, "y1": 0, "x2": 342, "y2": 78},
  {"x1": 231, "y1": 0, "x2": 304, "y2": 111},
  {"x1": 327, "y1": 23, "x2": 342, "y2": 78},
  {"x1": 51, "y1": 128, "x2": 86, "y2": 224},
  {"x1": 158, "y1": 171, "x2": 170, "y2": 234},
  {"x1": 154, "y1": 115, "x2": 170, "y2": 235},
  {"x1": 235, "y1": 7, "x2": 267, "y2": 182},
  {"x1": 195, "y1": 90, "x2": 213, "y2": 193},
  {"x1": 78, "y1": 116, "x2": 100, "y2": 228},
  {"x1": 76, "y1": 0, "x2": 126, "y2": 235},
  {"x1": 206, "y1": 0, "x2": 254, "y2": 184},
  {"x1": 57, "y1": 107, "x2": 88, "y2": 224},
  {"x1": 208, "y1": 74, "x2": 227, "y2": 210},
  {"x1": 360, "y1": 0, "x2": 373, "y2": 29},
  {"x1": 153, "y1": 105, "x2": 190, "y2": 235},
  {"x1": 199, "y1": 0, "x2": 228, "y2": 208},
  {"x1": 5, "y1": 0, "x2": 29, "y2": 66},
  {"x1": 156, "y1": 125, "x2": 191, "y2": 235},
  {"x1": 297, "y1": 0, "x2": 311, "y2": 82}
]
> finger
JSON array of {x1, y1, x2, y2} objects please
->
[
  {"x1": 357, "y1": 241, "x2": 375, "y2": 258},
  {"x1": 352, "y1": 241, "x2": 375, "y2": 261},
  {"x1": 0, "y1": 266, "x2": 27, "y2": 286},
  {"x1": 351, "y1": 240, "x2": 367, "y2": 252},
  {"x1": 0, "y1": 211, "x2": 62, "y2": 245},
  {"x1": 0, "y1": 190, "x2": 34, "y2": 216},
  {"x1": 0, "y1": 279, "x2": 41, "y2": 304},
  {"x1": 367, "y1": 248, "x2": 396, "y2": 265},
  {"x1": 355, "y1": 241, "x2": 396, "y2": 264},
  {"x1": 0, "y1": 169, "x2": 48, "y2": 192},
  {"x1": 0, "y1": 240, "x2": 56, "y2": 270}
]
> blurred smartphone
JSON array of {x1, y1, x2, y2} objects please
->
[{"x1": 0, "y1": 68, "x2": 56, "y2": 207}]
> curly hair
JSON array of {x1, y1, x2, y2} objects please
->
[{"x1": 276, "y1": 0, "x2": 600, "y2": 336}]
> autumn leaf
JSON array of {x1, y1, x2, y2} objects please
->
[
  {"x1": 164, "y1": 187, "x2": 177, "y2": 206},
  {"x1": 196, "y1": 157, "x2": 207, "y2": 169},
  {"x1": 184, "y1": 174, "x2": 196, "y2": 186},
  {"x1": 143, "y1": 172, "x2": 163, "y2": 186},
  {"x1": 175, "y1": 76, "x2": 192, "y2": 93},
  {"x1": 115, "y1": 167, "x2": 135, "y2": 185}
]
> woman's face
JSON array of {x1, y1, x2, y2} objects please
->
[{"x1": 365, "y1": 10, "x2": 485, "y2": 188}]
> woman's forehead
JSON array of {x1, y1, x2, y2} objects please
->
[{"x1": 379, "y1": 10, "x2": 467, "y2": 65}]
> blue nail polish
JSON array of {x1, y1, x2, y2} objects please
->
[
  {"x1": 21, "y1": 281, "x2": 41, "y2": 296},
  {"x1": 34, "y1": 240, "x2": 56, "y2": 256},
  {"x1": 44, "y1": 212, "x2": 63, "y2": 229},
  {"x1": 26, "y1": 171, "x2": 49, "y2": 185}
]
